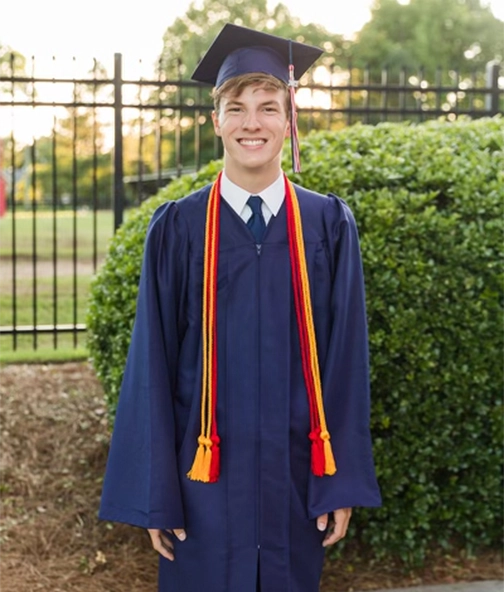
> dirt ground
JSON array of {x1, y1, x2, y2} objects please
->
[{"x1": 0, "y1": 362, "x2": 502, "y2": 592}]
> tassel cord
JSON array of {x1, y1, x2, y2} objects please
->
[
  {"x1": 206, "y1": 187, "x2": 219, "y2": 441},
  {"x1": 187, "y1": 175, "x2": 222, "y2": 481},
  {"x1": 286, "y1": 191, "x2": 319, "y2": 434},
  {"x1": 287, "y1": 180, "x2": 329, "y2": 434},
  {"x1": 285, "y1": 176, "x2": 337, "y2": 476}
]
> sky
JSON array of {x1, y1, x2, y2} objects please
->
[
  {"x1": 4, "y1": 0, "x2": 374, "y2": 61},
  {"x1": 2, "y1": 0, "x2": 503, "y2": 75},
  {"x1": 1, "y1": 0, "x2": 377, "y2": 74}
]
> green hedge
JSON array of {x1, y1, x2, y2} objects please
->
[{"x1": 87, "y1": 117, "x2": 504, "y2": 564}]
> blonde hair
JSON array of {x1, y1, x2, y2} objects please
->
[{"x1": 212, "y1": 73, "x2": 290, "y2": 115}]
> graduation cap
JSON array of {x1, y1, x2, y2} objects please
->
[{"x1": 191, "y1": 23, "x2": 324, "y2": 172}]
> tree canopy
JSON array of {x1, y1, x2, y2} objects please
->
[
  {"x1": 158, "y1": 0, "x2": 504, "y2": 77},
  {"x1": 351, "y1": 0, "x2": 504, "y2": 73},
  {"x1": 158, "y1": 0, "x2": 345, "y2": 79},
  {"x1": 0, "y1": 43, "x2": 26, "y2": 77}
]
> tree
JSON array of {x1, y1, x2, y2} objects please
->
[
  {"x1": 0, "y1": 43, "x2": 27, "y2": 78},
  {"x1": 0, "y1": 43, "x2": 29, "y2": 103},
  {"x1": 14, "y1": 61, "x2": 114, "y2": 209},
  {"x1": 6, "y1": 111, "x2": 112, "y2": 210},
  {"x1": 158, "y1": 0, "x2": 344, "y2": 79},
  {"x1": 351, "y1": 0, "x2": 504, "y2": 74}
]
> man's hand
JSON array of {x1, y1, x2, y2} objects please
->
[
  {"x1": 317, "y1": 508, "x2": 352, "y2": 547},
  {"x1": 147, "y1": 528, "x2": 187, "y2": 561}
]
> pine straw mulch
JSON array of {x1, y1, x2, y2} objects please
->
[{"x1": 0, "y1": 362, "x2": 502, "y2": 592}]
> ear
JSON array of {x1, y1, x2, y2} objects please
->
[{"x1": 212, "y1": 110, "x2": 222, "y2": 137}]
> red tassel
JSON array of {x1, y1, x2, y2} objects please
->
[
  {"x1": 309, "y1": 428, "x2": 325, "y2": 477},
  {"x1": 209, "y1": 434, "x2": 221, "y2": 483}
]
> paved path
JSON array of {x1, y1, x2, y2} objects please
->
[{"x1": 365, "y1": 581, "x2": 503, "y2": 592}]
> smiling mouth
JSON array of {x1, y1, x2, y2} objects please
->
[{"x1": 239, "y1": 139, "x2": 266, "y2": 146}]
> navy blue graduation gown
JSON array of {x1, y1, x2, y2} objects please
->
[{"x1": 99, "y1": 182, "x2": 381, "y2": 592}]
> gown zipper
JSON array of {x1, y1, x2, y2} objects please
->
[{"x1": 256, "y1": 241, "x2": 261, "y2": 562}]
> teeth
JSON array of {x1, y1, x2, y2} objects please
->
[{"x1": 240, "y1": 139, "x2": 265, "y2": 146}]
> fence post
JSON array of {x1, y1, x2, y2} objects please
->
[
  {"x1": 485, "y1": 60, "x2": 500, "y2": 116},
  {"x1": 113, "y1": 53, "x2": 125, "y2": 231}
]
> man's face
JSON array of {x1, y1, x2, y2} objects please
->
[{"x1": 212, "y1": 83, "x2": 290, "y2": 183}]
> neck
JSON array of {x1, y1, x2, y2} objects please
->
[{"x1": 223, "y1": 164, "x2": 283, "y2": 195}]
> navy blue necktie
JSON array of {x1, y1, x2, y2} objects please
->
[{"x1": 247, "y1": 195, "x2": 266, "y2": 243}]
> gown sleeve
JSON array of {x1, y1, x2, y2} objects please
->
[
  {"x1": 98, "y1": 201, "x2": 189, "y2": 529},
  {"x1": 307, "y1": 195, "x2": 382, "y2": 519}
]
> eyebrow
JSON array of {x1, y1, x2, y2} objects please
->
[
  {"x1": 259, "y1": 100, "x2": 282, "y2": 107},
  {"x1": 224, "y1": 100, "x2": 244, "y2": 108},
  {"x1": 224, "y1": 99, "x2": 282, "y2": 108}
]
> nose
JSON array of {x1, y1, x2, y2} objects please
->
[{"x1": 241, "y1": 109, "x2": 261, "y2": 130}]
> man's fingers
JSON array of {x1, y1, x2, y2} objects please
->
[
  {"x1": 171, "y1": 528, "x2": 187, "y2": 541},
  {"x1": 160, "y1": 534, "x2": 174, "y2": 552},
  {"x1": 316, "y1": 513, "x2": 328, "y2": 531},
  {"x1": 322, "y1": 508, "x2": 352, "y2": 547},
  {"x1": 147, "y1": 528, "x2": 175, "y2": 561}
]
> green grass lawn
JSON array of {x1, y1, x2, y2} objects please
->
[
  {"x1": 0, "y1": 209, "x2": 115, "y2": 259},
  {"x1": 0, "y1": 275, "x2": 93, "y2": 356},
  {"x1": 0, "y1": 209, "x2": 125, "y2": 362}
]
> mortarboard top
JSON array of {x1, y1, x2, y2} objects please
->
[{"x1": 191, "y1": 23, "x2": 323, "y2": 88}]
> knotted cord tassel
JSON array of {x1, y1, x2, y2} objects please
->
[
  {"x1": 309, "y1": 428, "x2": 325, "y2": 477},
  {"x1": 187, "y1": 436, "x2": 210, "y2": 482},
  {"x1": 202, "y1": 442, "x2": 213, "y2": 480},
  {"x1": 209, "y1": 434, "x2": 221, "y2": 483},
  {"x1": 324, "y1": 432, "x2": 337, "y2": 475}
]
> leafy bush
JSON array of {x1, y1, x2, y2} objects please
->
[{"x1": 87, "y1": 117, "x2": 503, "y2": 563}]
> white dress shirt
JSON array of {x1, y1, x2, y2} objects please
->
[{"x1": 220, "y1": 171, "x2": 285, "y2": 226}]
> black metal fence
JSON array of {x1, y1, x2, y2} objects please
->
[{"x1": 0, "y1": 54, "x2": 502, "y2": 351}]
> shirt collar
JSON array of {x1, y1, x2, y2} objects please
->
[{"x1": 220, "y1": 171, "x2": 285, "y2": 218}]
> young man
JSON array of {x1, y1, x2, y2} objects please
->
[{"x1": 99, "y1": 24, "x2": 381, "y2": 592}]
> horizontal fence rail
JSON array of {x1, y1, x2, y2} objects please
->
[{"x1": 0, "y1": 53, "x2": 502, "y2": 351}]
